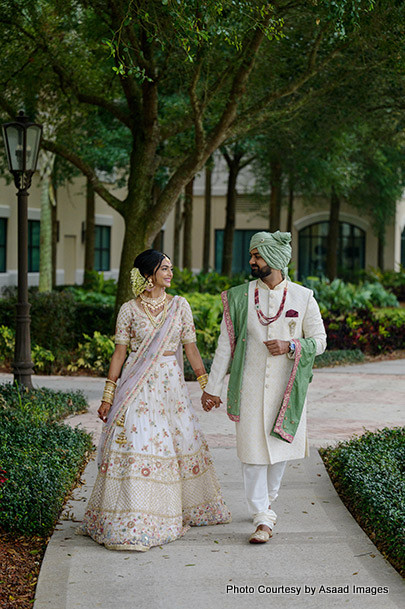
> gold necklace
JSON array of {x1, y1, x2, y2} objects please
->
[
  {"x1": 141, "y1": 297, "x2": 168, "y2": 329},
  {"x1": 139, "y1": 291, "x2": 166, "y2": 311}
]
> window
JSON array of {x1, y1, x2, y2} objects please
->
[
  {"x1": 215, "y1": 229, "x2": 261, "y2": 274},
  {"x1": 94, "y1": 225, "x2": 111, "y2": 271},
  {"x1": 28, "y1": 220, "x2": 40, "y2": 272},
  {"x1": 298, "y1": 221, "x2": 365, "y2": 280},
  {"x1": 0, "y1": 218, "x2": 6, "y2": 272}
]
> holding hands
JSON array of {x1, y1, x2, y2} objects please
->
[{"x1": 201, "y1": 391, "x2": 222, "y2": 412}]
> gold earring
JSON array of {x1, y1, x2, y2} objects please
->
[{"x1": 147, "y1": 278, "x2": 154, "y2": 289}]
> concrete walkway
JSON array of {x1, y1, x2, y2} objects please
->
[{"x1": 2, "y1": 360, "x2": 404, "y2": 608}]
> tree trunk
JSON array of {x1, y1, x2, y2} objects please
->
[
  {"x1": 269, "y1": 159, "x2": 282, "y2": 232},
  {"x1": 326, "y1": 187, "x2": 340, "y2": 281},
  {"x1": 203, "y1": 161, "x2": 213, "y2": 273},
  {"x1": 152, "y1": 185, "x2": 164, "y2": 251},
  {"x1": 38, "y1": 152, "x2": 55, "y2": 293},
  {"x1": 152, "y1": 231, "x2": 164, "y2": 251},
  {"x1": 286, "y1": 174, "x2": 294, "y2": 233},
  {"x1": 115, "y1": 217, "x2": 150, "y2": 319},
  {"x1": 173, "y1": 196, "x2": 182, "y2": 267},
  {"x1": 84, "y1": 178, "x2": 95, "y2": 287},
  {"x1": 377, "y1": 233, "x2": 385, "y2": 270},
  {"x1": 51, "y1": 188, "x2": 57, "y2": 288},
  {"x1": 183, "y1": 178, "x2": 194, "y2": 270},
  {"x1": 221, "y1": 162, "x2": 238, "y2": 276}
]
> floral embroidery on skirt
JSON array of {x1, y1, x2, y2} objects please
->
[{"x1": 80, "y1": 355, "x2": 231, "y2": 551}]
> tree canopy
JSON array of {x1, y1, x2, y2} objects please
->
[{"x1": 1, "y1": 0, "x2": 403, "y2": 304}]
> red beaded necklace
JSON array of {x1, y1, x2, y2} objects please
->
[{"x1": 254, "y1": 282, "x2": 287, "y2": 326}]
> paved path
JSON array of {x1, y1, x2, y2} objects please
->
[{"x1": 1, "y1": 361, "x2": 404, "y2": 608}]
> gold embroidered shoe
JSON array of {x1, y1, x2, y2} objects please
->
[{"x1": 249, "y1": 526, "x2": 272, "y2": 544}]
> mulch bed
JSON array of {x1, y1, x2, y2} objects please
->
[{"x1": 0, "y1": 531, "x2": 48, "y2": 609}]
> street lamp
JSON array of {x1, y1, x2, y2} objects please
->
[{"x1": 2, "y1": 111, "x2": 42, "y2": 388}]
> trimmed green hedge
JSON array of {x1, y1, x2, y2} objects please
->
[
  {"x1": 320, "y1": 427, "x2": 405, "y2": 576},
  {"x1": 0, "y1": 288, "x2": 115, "y2": 353},
  {"x1": 0, "y1": 384, "x2": 93, "y2": 536},
  {"x1": 0, "y1": 384, "x2": 88, "y2": 422},
  {"x1": 314, "y1": 349, "x2": 365, "y2": 368}
]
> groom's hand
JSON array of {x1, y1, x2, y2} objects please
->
[
  {"x1": 264, "y1": 339, "x2": 290, "y2": 356},
  {"x1": 201, "y1": 391, "x2": 222, "y2": 412}
]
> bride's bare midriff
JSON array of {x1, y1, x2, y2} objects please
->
[{"x1": 163, "y1": 351, "x2": 176, "y2": 356}]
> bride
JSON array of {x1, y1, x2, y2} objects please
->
[{"x1": 79, "y1": 249, "x2": 231, "y2": 551}]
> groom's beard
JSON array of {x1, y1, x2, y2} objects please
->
[{"x1": 250, "y1": 264, "x2": 272, "y2": 279}]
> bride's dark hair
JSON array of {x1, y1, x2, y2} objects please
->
[{"x1": 133, "y1": 249, "x2": 170, "y2": 278}]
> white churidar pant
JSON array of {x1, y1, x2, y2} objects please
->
[{"x1": 242, "y1": 461, "x2": 287, "y2": 528}]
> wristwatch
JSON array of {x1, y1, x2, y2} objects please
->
[{"x1": 288, "y1": 341, "x2": 296, "y2": 355}]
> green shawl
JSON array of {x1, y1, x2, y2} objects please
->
[
  {"x1": 222, "y1": 284, "x2": 316, "y2": 442},
  {"x1": 270, "y1": 337, "x2": 316, "y2": 443}
]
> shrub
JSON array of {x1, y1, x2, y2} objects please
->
[
  {"x1": 185, "y1": 293, "x2": 223, "y2": 359},
  {"x1": 0, "y1": 413, "x2": 92, "y2": 535},
  {"x1": 63, "y1": 287, "x2": 115, "y2": 307},
  {"x1": 73, "y1": 302, "x2": 115, "y2": 340},
  {"x1": 320, "y1": 427, "x2": 405, "y2": 576},
  {"x1": 168, "y1": 267, "x2": 249, "y2": 295},
  {"x1": 0, "y1": 384, "x2": 92, "y2": 535},
  {"x1": 0, "y1": 288, "x2": 115, "y2": 353},
  {"x1": 324, "y1": 307, "x2": 405, "y2": 354},
  {"x1": 68, "y1": 331, "x2": 115, "y2": 375},
  {"x1": 304, "y1": 278, "x2": 398, "y2": 313},
  {"x1": 0, "y1": 328, "x2": 62, "y2": 375},
  {"x1": 314, "y1": 349, "x2": 365, "y2": 368},
  {"x1": 0, "y1": 325, "x2": 14, "y2": 363},
  {"x1": 0, "y1": 383, "x2": 88, "y2": 423},
  {"x1": 80, "y1": 270, "x2": 117, "y2": 296},
  {"x1": 32, "y1": 344, "x2": 56, "y2": 374},
  {"x1": 363, "y1": 267, "x2": 405, "y2": 301},
  {"x1": 0, "y1": 289, "x2": 79, "y2": 352}
]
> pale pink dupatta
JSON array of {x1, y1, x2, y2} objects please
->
[{"x1": 97, "y1": 296, "x2": 182, "y2": 467}]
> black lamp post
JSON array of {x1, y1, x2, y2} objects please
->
[{"x1": 2, "y1": 111, "x2": 42, "y2": 388}]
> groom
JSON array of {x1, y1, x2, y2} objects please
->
[{"x1": 202, "y1": 231, "x2": 326, "y2": 544}]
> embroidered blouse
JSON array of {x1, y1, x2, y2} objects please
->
[{"x1": 115, "y1": 296, "x2": 196, "y2": 353}]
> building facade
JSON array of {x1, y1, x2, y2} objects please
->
[{"x1": 1, "y1": 160, "x2": 404, "y2": 288}]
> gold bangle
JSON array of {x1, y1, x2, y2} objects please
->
[
  {"x1": 105, "y1": 379, "x2": 117, "y2": 388},
  {"x1": 102, "y1": 395, "x2": 114, "y2": 406},
  {"x1": 102, "y1": 393, "x2": 115, "y2": 401},
  {"x1": 103, "y1": 380, "x2": 116, "y2": 396},
  {"x1": 197, "y1": 373, "x2": 208, "y2": 390},
  {"x1": 102, "y1": 379, "x2": 116, "y2": 404}
]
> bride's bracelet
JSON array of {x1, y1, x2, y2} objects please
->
[
  {"x1": 197, "y1": 373, "x2": 208, "y2": 391},
  {"x1": 102, "y1": 379, "x2": 117, "y2": 405}
]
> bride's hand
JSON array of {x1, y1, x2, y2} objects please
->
[{"x1": 98, "y1": 401, "x2": 111, "y2": 422}]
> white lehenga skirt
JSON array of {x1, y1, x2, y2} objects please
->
[{"x1": 81, "y1": 355, "x2": 231, "y2": 551}]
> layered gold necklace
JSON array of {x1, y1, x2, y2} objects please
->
[{"x1": 139, "y1": 291, "x2": 168, "y2": 328}]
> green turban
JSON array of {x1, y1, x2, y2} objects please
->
[{"x1": 249, "y1": 230, "x2": 292, "y2": 279}]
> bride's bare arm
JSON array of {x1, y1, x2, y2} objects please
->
[
  {"x1": 98, "y1": 344, "x2": 127, "y2": 422},
  {"x1": 183, "y1": 342, "x2": 205, "y2": 378},
  {"x1": 106, "y1": 344, "x2": 128, "y2": 382}
]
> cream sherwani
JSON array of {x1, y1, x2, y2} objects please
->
[{"x1": 206, "y1": 279, "x2": 326, "y2": 465}]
